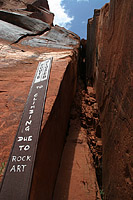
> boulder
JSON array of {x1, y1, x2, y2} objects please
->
[
  {"x1": 27, "y1": 4, "x2": 54, "y2": 25},
  {"x1": 0, "y1": 10, "x2": 50, "y2": 33},
  {"x1": 0, "y1": 20, "x2": 32, "y2": 42}
]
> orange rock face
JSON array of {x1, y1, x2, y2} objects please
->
[
  {"x1": 0, "y1": 0, "x2": 54, "y2": 26},
  {"x1": 86, "y1": 0, "x2": 133, "y2": 199},
  {"x1": 0, "y1": 42, "x2": 79, "y2": 197},
  {"x1": 0, "y1": 0, "x2": 80, "y2": 198}
]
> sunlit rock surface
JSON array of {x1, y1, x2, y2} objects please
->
[
  {"x1": 0, "y1": 0, "x2": 102, "y2": 199},
  {"x1": 0, "y1": 0, "x2": 80, "y2": 199},
  {"x1": 86, "y1": 1, "x2": 133, "y2": 199}
]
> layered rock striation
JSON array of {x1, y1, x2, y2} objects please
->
[
  {"x1": 1, "y1": 0, "x2": 132, "y2": 199},
  {"x1": 0, "y1": 0, "x2": 80, "y2": 199}
]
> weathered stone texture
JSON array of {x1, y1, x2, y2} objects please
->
[
  {"x1": 53, "y1": 80, "x2": 101, "y2": 200},
  {"x1": 0, "y1": 41, "x2": 79, "y2": 198},
  {"x1": 30, "y1": 51, "x2": 79, "y2": 200},
  {"x1": 0, "y1": 10, "x2": 50, "y2": 33},
  {"x1": 86, "y1": 9, "x2": 100, "y2": 83},
  {"x1": 0, "y1": 1, "x2": 80, "y2": 198},
  {"x1": 86, "y1": 0, "x2": 133, "y2": 199}
]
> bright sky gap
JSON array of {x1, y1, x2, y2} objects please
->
[{"x1": 48, "y1": 0, "x2": 110, "y2": 38}]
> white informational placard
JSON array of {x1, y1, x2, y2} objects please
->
[{"x1": 35, "y1": 59, "x2": 51, "y2": 83}]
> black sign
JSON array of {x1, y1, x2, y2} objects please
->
[{"x1": 0, "y1": 58, "x2": 53, "y2": 200}]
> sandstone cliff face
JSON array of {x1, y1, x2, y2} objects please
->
[
  {"x1": 0, "y1": 0, "x2": 49, "y2": 10},
  {"x1": 86, "y1": 9, "x2": 100, "y2": 83},
  {"x1": 0, "y1": 0, "x2": 80, "y2": 199},
  {"x1": 86, "y1": 0, "x2": 133, "y2": 199},
  {"x1": 1, "y1": 0, "x2": 132, "y2": 199}
]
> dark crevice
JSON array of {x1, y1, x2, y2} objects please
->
[
  {"x1": 0, "y1": 1, "x2": 3, "y2": 6},
  {"x1": 79, "y1": 39, "x2": 103, "y2": 194},
  {"x1": 0, "y1": 91, "x2": 7, "y2": 93}
]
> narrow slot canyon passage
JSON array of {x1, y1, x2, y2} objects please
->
[
  {"x1": 53, "y1": 44, "x2": 102, "y2": 199},
  {"x1": 0, "y1": 1, "x2": 132, "y2": 199}
]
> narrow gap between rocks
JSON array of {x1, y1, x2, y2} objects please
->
[
  {"x1": 53, "y1": 39, "x2": 103, "y2": 199},
  {"x1": 79, "y1": 39, "x2": 103, "y2": 193}
]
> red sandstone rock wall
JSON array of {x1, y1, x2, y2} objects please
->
[
  {"x1": 86, "y1": 9, "x2": 100, "y2": 83},
  {"x1": 30, "y1": 51, "x2": 78, "y2": 200},
  {"x1": 0, "y1": 0, "x2": 80, "y2": 198},
  {"x1": 86, "y1": 0, "x2": 133, "y2": 199},
  {"x1": 0, "y1": 0, "x2": 49, "y2": 10}
]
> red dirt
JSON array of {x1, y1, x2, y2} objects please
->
[{"x1": 53, "y1": 78, "x2": 102, "y2": 200}]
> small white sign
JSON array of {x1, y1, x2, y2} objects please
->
[{"x1": 34, "y1": 59, "x2": 51, "y2": 83}]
